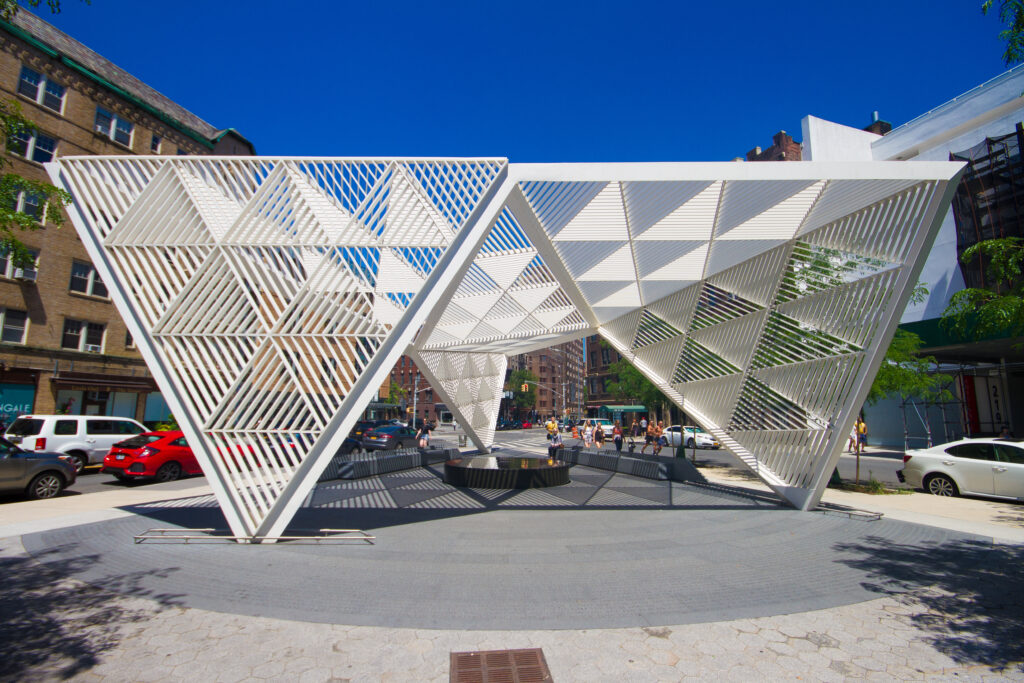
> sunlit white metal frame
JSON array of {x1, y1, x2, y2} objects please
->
[{"x1": 47, "y1": 157, "x2": 964, "y2": 539}]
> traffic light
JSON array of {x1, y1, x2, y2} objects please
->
[{"x1": 521, "y1": 383, "x2": 529, "y2": 392}]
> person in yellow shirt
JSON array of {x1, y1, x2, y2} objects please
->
[{"x1": 545, "y1": 417, "x2": 558, "y2": 442}]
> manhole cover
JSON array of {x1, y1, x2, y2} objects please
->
[{"x1": 450, "y1": 647, "x2": 552, "y2": 682}]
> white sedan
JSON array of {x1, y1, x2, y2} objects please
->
[
  {"x1": 898, "y1": 437, "x2": 1024, "y2": 500},
  {"x1": 663, "y1": 425, "x2": 720, "y2": 449}
]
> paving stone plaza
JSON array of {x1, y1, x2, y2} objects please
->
[{"x1": 3, "y1": 447, "x2": 1024, "y2": 681}]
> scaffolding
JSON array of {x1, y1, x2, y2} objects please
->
[{"x1": 950, "y1": 123, "x2": 1024, "y2": 289}]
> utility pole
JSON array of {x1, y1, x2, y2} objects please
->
[{"x1": 412, "y1": 372, "x2": 420, "y2": 428}]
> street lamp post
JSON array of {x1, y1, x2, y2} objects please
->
[{"x1": 412, "y1": 372, "x2": 420, "y2": 427}]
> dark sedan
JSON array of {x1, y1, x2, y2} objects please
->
[
  {"x1": 361, "y1": 425, "x2": 417, "y2": 451},
  {"x1": 350, "y1": 420, "x2": 390, "y2": 440},
  {"x1": 0, "y1": 437, "x2": 77, "y2": 499}
]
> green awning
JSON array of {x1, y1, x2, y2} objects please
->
[{"x1": 602, "y1": 405, "x2": 646, "y2": 412}]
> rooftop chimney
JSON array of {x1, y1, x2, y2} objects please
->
[{"x1": 864, "y1": 112, "x2": 892, "y2": 136}]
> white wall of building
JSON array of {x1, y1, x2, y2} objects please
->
[
  {"x1": 802, "y1": 65, "x2": 1024, "y2": 323},
  {"x1": 801, "y1": 115, "x2": 879, "y2": 162}
]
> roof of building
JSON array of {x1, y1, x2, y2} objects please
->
[{"x1": 2, "y1": 10, "x2": 251, "y2": 151}]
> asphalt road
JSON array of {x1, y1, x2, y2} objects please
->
[
  {"x1": 494, "y1": 426, "x2": 909, "y2": 488},
  {"x1": 1, "y1": 426, "x2": 910, "y2": 504}
]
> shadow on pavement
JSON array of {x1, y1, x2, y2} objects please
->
[
  {"x1": 0, "y1": 544, "x2": 186, "y2": 681},
  {"x1": 833, "y1": 536, "x2": 1024, "y2": 673},
  {"x1": 113, "y1": 462, "x2": 787, "y2": 537}
]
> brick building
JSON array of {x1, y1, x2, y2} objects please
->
[
  {"x1": 583, "y1": 333, "x2": 620, "y2": 415},
  {"x1": 745, "y1": 130, "x2": 802, "y2": 162},
  {"x1": 0, "y1": 11, "x2": 252, "y2": 425},
  {"x1": 385, "y1": 355, "x2": 434, "y2": 426},
  {"x1": 508, "y1": 340, "x2": 584, "y2": 421}
]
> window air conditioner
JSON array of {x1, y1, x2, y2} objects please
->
[
  {"x1": 84, "y1": 344, "x2": 102, "y2": 353},
  {"x1": 13, "y1": 268, "x2": 36, "y2": 282}
]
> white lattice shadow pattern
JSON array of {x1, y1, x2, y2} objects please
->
[{"x1": 48, "y1": 157, "x2": 962, "y2": 538}]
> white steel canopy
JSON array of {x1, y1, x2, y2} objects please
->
[{"x1": 47, "y1": 157, "x2": 964, "y2": 539}]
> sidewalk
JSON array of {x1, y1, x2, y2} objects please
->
[
  {"x1": 701, "y1": 465, "x2": 1024, "y2": 544},
  {"x1": 3, "y1": 453, "x2": 1024, "y2": 681}
]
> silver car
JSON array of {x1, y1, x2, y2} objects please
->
[
  {"x1": 898, "y1": 437, "x2": 1024, "y2": 500},
  {"x1": 0, "y1": 436, "x2": 77, "y2": 499}
]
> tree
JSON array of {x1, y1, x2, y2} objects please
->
[
  {"x1": 866, "y1": 329, "x2": 953, "y2": 406},
  {"x1": 941, "y1": 237, "x2": 1024, "y2": 342},
  {"x1": 507, "y1": 369, "x2": 537, "y2": 414},
  {"x1": 387, "y1": 380, "x2": 407, "y2": 406},
  {"x1": 604, "y1": 354, "x2": 670, "y2": 421},
  {"x1": 983, "y1": 0, "x2": 1024, "y2": 65},
  {"x1": 0, "y1": 1, "x2": 64, "y2": 20},
  {"x1": 0, "y1": 0, "x2": 73, "y2": 267}
]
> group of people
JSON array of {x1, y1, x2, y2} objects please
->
[
  {"x1": 847, "y1": 417, "x2": 868, "y2": 454},
  {"x1": 543, "y1": 415, "x2": 669, "y2": 456}
]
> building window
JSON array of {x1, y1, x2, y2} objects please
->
[
  {"x1": 94, "y1": 107, "x2": 133, "y2": 147},
  {"x1": 601, "y1": 348, "x2": 611, "y2": 365},
  {"x1": 61, "y1": 319, "x2": 105, "y2": 352},
  {"x1": 0, "y1": 308, "x2": 27, "y2": 343},
  {"x1": 12, "y1": 129, "x2": 57, "y2": 164},
  {"x1": 17, "y1": 66, "x2": 65, "y2": 114},
  {"x1": 176, "y1": 148, "x2": 187, "y2": 155},
  {"x1": 125, "y1": 331, "x2": 135, "y2": 349},
  {"x1": 0, "y1": 248, "x2": 38, "y2": 280},
  {"x1": 8, "y1": 191, "x2": 45, "y2": 223},
  {"x1": 69, "y1": 261, "x2": 108, "y2": 297},
  {"x1": 150, "y1": 134, "x2": 161, "y2": 153}
]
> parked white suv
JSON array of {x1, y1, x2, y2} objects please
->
[
  {"x1": 5, "y1": 415, "x2": 147, "y2": 474},
  {"x1": 898, "y1": 437, "x2": 1024, "y2": 500}
]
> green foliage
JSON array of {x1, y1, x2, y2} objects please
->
[
  {"x1": 942, "y1": 237, "x2": 1024, "y2": 341},
  {"x1": 866, "y1": 329, "x2": 953, "y2": 405},
  {"x1": 155, "y1": 414, "x2": 179, "y2": 431},
  {"x1": 387, "y1": 380, "x2": 407, "y2": 406},
  {"x1": 0, "y1": 100, "x2": 72, "y2": 267},
  {"x1": 983, "y1": 0, "x2": 1024, "y2": 65},
  {"x1": 0, "y1": 1, "x2": 90, "y2": 21},
  {"x1": 507, "y1": 369, "x2": 537, "y2": 410},
  {"x1": 604, "y1": 355, "x2": 668, "y2": 414},
  {"x1": 0, "y1": 0, "x2": 61, "y2": 20}
]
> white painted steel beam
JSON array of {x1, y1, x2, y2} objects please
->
[{"x1": 47, "y1": 157, "x2": 966, "y2": 536}]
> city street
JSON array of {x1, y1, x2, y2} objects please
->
[
  {"x1": 494, "y1": 426, "x2": 909, "y2": 488},
  {"x1": 0, "y1": 425, "x2": 917, "y2": 506}
]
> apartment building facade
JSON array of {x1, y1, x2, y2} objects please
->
[
  {"x1": 0, "y1": 11, "x2": 252, "y2": 425},
  {"x1": 508, "y1": 339, "x2": 585, "y2": 421}
]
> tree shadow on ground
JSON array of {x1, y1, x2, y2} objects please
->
[
  {"x1": 833, "y1": 535, "x2": 1024, "y2": 673},
  {"x1": 0, "y1": 543, "x2": 185, "y2": 682}
]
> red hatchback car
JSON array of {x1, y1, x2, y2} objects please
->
[{"x1": 102, "y1": 431, "x2": 201, "y2": 483}]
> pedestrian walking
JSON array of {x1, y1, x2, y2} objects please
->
[
  {"x1": 847, "y1": 424, "x2": 857, "y2": 453},
  {"x1": 613, "y1": 420, "x2": 623, "y2": 453},
  {"x1": 545, "y1": 416, "x2": 558, "y2": 441},
  {"x1": 640, "y1": 416, "x2": 648, "y2": 432},
  {"x1": 653, "y1": 421, "x2": 665, "y2": 455},
  {"x1": 857, "y1": 418, "x2": 867, "y2": 454},
  {"x1": 582, "y1": 420, "x2": 593, "y2": 448},
  {"x1": 641, "y1": 419, "x2": 657, "y2": 454},
  {"x1": 594, "y1": 423, "x2": 605, "y2": 448}
]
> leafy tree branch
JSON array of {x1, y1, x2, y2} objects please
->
[
  {"x1": 984, "y1": 0, "x2": 1024, "y2": 65},
  {"x1": 941, "y1": 237, "x2": 1024, "y2": 341}
]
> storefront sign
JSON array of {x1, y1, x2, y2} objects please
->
[{"x1": 0, "y1": 383, "x2": 36, "y2": 424}]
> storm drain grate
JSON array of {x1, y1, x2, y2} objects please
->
[{"x1": 450, "y1": 647, "x2": 552, "y2": 682}]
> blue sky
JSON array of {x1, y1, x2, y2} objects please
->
[{"x1": 40, "y1": 0, "x2": 1010, "y2": 161}]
